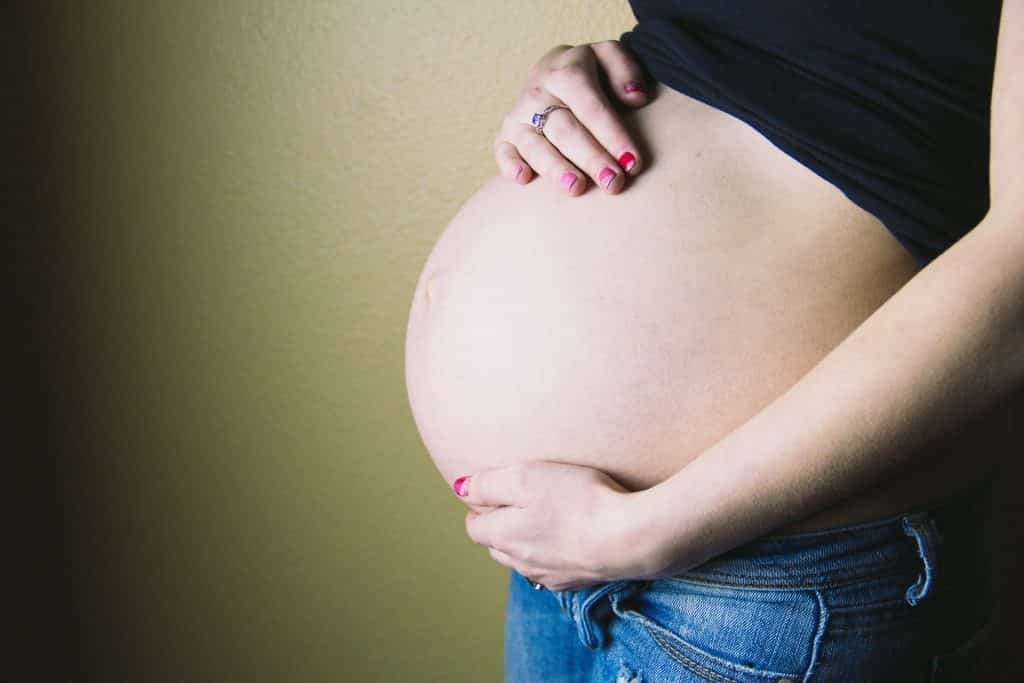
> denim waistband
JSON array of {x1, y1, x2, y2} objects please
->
[
  {"x1": 552, "y1": 477, "x2": 995, "y2": 650},
  {"x1": 679, "y1": 477, "x2": 994, "y2": 591}
]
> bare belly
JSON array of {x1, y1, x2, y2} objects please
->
[{"x1": 405, "y1": 81, "x2": 1010, "y2": 534}]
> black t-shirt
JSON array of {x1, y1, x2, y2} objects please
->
[{"x1": 621, "y1": 0, "x2": 1002, "y2": 267}]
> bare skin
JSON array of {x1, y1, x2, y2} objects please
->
[
  {"x1": 409, "y1": 14, "x2": 1024, "y2": 675},
  {"x1": 404, "y1": 79, "x2": 1014, "y2": 536}
]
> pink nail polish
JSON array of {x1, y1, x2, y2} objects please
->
[
  {"x1": 624, "y1": 80, "x2": 647, "y2": 94},
  {"x1": 453, "y1": 476, "x2": 470, "y2": 497},
  {"x1": 560, "y1": 171, "x2": 578, "y2": 191},
  {"x1": 599, "y1": 167, "x2": 616, "y2": 188}
]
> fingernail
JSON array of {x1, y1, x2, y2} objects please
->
[
  {"x1": 624, "y1": 80, "x2": 647, "y2": 94},
  {"x1": 618, "y1": 151, "x2": 637, "y2": 173},
  {"x1": 560, "y1": 171, "x2": 578, "y2": 192},
  {"x1": 513, "y1": 165, "x2": 523, "y2": 180},
  {"x1": 599, "y1": 167, "x2": 616, "y2": 189},
  {"x1": 452, "y1": 476, "x2": 470, "y2": 497}
]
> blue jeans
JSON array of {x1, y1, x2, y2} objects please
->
[{"x1": 504, "y1": 480, "x2": 995, "y2": 682}]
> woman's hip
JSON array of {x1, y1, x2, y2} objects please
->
[{"x1": 505, "y1": 478, "x2": 996, "y2": 682}]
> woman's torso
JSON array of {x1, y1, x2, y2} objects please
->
[{"x1": 405, "y1": 81, "x2": 1014, "y2": 534}]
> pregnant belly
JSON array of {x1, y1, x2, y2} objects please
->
[{"x1": 405, "y1": 83, "x2": 999, "y2": 529}]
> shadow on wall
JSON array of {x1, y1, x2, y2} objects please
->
[{"x1": 14, "y1": 1, "x2": 637, "y2": 682}]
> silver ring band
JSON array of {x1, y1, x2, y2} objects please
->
[
  {"x1": 530, "y1": 580, "x2": 546, "y2": 591},
  {"x1": 530, "y1": 105, "x2": 569, "y2": 136}
]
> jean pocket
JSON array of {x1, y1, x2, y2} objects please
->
[
  {"x1": 930, "y1": 621, "x2": 991, "y2": 682},
  {"x1": 609, "y1": 579, "x2": 822, "y2": 683}
]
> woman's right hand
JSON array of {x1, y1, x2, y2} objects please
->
[{"x1": 494, "y1": 41, "x2": 651, "y2": 196}]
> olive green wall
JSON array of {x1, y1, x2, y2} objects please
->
[{"x1": 22, "y1": 2, "x2": 635, "y2": 681}]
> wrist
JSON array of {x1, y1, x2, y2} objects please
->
[{"x1": 616, "y1": 484, "x2": 706, "y2": 581}]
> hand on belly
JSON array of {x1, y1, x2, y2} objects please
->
[
  {"x1": 452, "y1": 459, "x2": 662, "y2": 591},
  {"x1": 404, "y1": 84, "x2": 920, "y2": 502}
]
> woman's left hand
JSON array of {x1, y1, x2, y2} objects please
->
[{"x1": 452, "y1": 461, "x2": 658, "y2": 591}]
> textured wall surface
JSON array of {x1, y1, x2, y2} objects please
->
[{"x1": 25, "y1": 2, "x2": 636, "y2": 681}]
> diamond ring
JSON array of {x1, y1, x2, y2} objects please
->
[{"x1": 530, "y1": 105, "x2": 570, "y2": 136}]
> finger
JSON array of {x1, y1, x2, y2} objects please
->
[
  {"x1": 545, "y1": 64, "x2": 642, "y2": 176},
  {"x1": 528, "y1": 44, "x2": 574, "y2": 79},
  {"x1": 493, "y1": 140, "x2": 533, "y2": 184},
  {"x1": 466, "y1": 502, "x2": 502, "y2": 514},
  {"x1": 589, "y1": 40, "x2": 650, "y2": 107},
  {"x1": 487, "y1": 546, "x2": 521, "y2": 571},
  {"x1": 453, "y1": 464, "x2": 532, "y2": 508},
  {"x1": 491, "y1": 548, "x2": 548, "y2": 585},
  {"x1": 510, "y1": 122, "x2": 587, "y2": 196},
  {"x1": 464, "y1": 505, "x2": 519, "y2": 549},
  {"x1": 532, "y1": 107, "x2": 627, "y2": 194}
]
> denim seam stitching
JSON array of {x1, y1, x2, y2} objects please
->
[
  {"x1": 631, "y1": 607, "x2": 801, "y2": 681},
  {"x1": 826, "y1": 609, "x2": 931, "y2": 635},
  {"x1": 828, "y1": 596, "x2": 918, "y2": 614},
  {"x1": 687, "y1": 557, "x2": 906, "y2": 581},
  {"x1": 802, "y1": 590, "x2": 828, "y2": 683},
  {"x1": 647, "y1": 627, "x2": 740, "y2": 683},
  {"x1": 667, "y1": 563, "x2": 913, "y2": 591}
]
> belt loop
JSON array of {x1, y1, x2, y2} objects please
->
[
  {"x1": 555, "y1": 589, "x2": 568, "y2": 614},
  {"x1": 901, "y1": 512, "x2": 943, "y2": 606},
  {"x1": 572, "y1": 581, "x2": 640, "y2": 650}
]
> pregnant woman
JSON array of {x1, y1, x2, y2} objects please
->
[{"x1": 405, "y1": 2, "x2": 1024, "y2": 681}]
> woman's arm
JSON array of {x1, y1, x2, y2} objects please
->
[
  {"x1": 627, "y1": 0, "x2": 1024, "y2": 579},
  {"x1": 630, "y1": 203, "x2": 1024, "y2": 570},
  {"x1": 459, "y1": 7, "x2": 1024, "y2": 623}
]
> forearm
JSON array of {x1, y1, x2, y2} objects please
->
[{"x1": 631, "y1": 209, "x2": 1024, "y2": 576}]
